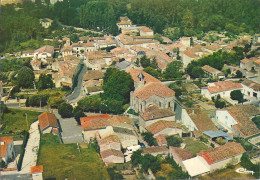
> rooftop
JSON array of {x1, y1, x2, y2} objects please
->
[
  {"x1": 127, "y1": 69, "x2": 160, "y2": 84},
  {"x1": 242, "y1": 79, "x2": 260, "y2": 91},
  {"x1": 100, "y1": 149, "x2": 124, "y2": 159},
  {"x1": 98, "y1": 135, "x2": 121, "y2": 147},
  {"x1": 113, "y1": 127, "x2": 135, "y2": 136},
  {"x1": 170, "y1": 146, "x2": 193, "y2": 161},
  {"x1": 141, "y1": 106, "x2": 175, "y2": 121},
  {"x1": 146, "y1": 120, "x2": 180, "y2": 135},
  {"x1": 30, "y1": 165, "x2": 43, "y2": 174},
  {"x1": 109, "y1": 115, "x2": 133, "y2": 126},
  {"x1": 202, "y1": 81, "x2": 243, "y2": 94},
  {"x1": 38, "y1": 112, "x2": 58, "y2": 131},
  {"x1": 140, "y1": 26, "x2": 153, "y2": 32},
  {"x1": 80, "y1": 114, "x2": 110, "y2": 131},
  {"x1": 142, "y1": 146, "x2": 169, "y2": 154},
  {"x1": 197, "y1": 142, "x2": 245, "y2": 165},
  {"x1": 83, "y1": 70, "x2": 104, "y2": 81},
  {"x1": 202, "y1": 65, "x2": 224, "y2": 75}
]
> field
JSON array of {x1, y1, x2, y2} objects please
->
[
  {"x1": 0, "y1": 108, "x2": 41, "y2": 140},
  {"x1": 184, "y1": 137, "x2": 211, "y2": 155},
  {"x1": 200, "y1": 164, "x2": 255, "y2": 179},
  {"x1": 37, "y1": 134, "x2": 109, "y2": 180}
]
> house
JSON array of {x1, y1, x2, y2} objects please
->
[
  {"x1": 31, "y1": 165, "x2": 43, "y2": 180},
  {"x1": 180, "y1": 37, "x2": 191, "y2": 49},
  {"x1": 240, "y1": 57, "x2": 259, "y2": 71},
  {"x1": 40, "y1": 18, "x2": 53, "y2": 28},
  {"x1": 182, "y1": 156, "x2": 210, "y2": 177},
  {"x1": 30, "y1": 59, "x2": 42, "y2": 71},
  {"x1": 216, "y1": 105, "x2": 260, "y2": 138},
  {"x1": 115, "y1": 61, "x2": 138, "y2": 71},
  {"x1": 82, "y1": 70, "x2": 104, "y2": 94},
  {"x1": 142, "y1": 146, "x2": 169, "y2": 157},
  {"x1": 117, "y1": 17, "x2": 132, "y2": 30},
  {"x1": 100, "y1": 149, "x2": 124, "y2": 164},
  {"x1": 201, "y1": 81, "x2": 243, "y2": 99},
  {"x1": 180, "y1": 45, "x2": 204, "y2": 68},
  {"x1": 127, "y1": 69, "x2": 175, "y2": 114},
  {"x1": 21, "y1": 50, "x2": 35, "y2": 58},
  {"x1": 169, "y1": 146, "x2": 193, "y2": 171},
  {"x1": 140, "y1": 26, "x2": 154, "y2": 36},
  {"x1": 146, "y1": 120, "x2": 182, "y2": 137},
  {"x1": 139, "y1": 106, "x2": 175, "y2": 132},
  {"x1": 202, "y1": 65, "x2": 225, "y2": 79},
  {"x1": 34, "y1": 45, "x2": 54, "y2": 63},
  {"x1": 61, "y1": 45, "x2": 73, "y2": 57},
  {"x1": 203, "y1": 130, "x2": 233, "y2": 142},
  {"x1": 97, "y1": 134, "x2": 121, "y2": 152},
  {"x1": 155, "y1": 135, "x2": 167, "y2": 146},
  {"x1": 80, "y1": 114, "x2": 113, "y2": 142},
  {"x1": 113, "y1": 127, "x2": 138, "y2": 148},
  {"x1": 38, "y1": 112, "x2": 59, "y2": 135},
  {"x1": 197, "y1": 142, "x2": 245, "y2": 171},
  {"x1": 181, "y1": 108, "x2": 218, "y2": 137},
  {"x1": 0, "y1": 136, "x2": 15, "y2": 164},
  {"x1": 242, "y1": 79, "x2": 260, "y2": 99},
  {"x1": 109, "y1": 115, "x2": 134, "y2": 127}
]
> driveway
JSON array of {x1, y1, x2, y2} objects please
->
[{"x1": 55, "y1": 113, "x2": 83, "y2": 144}]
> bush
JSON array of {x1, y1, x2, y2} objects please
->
[
  {"x1": 210, "y1": 143, "x2": 215, "y2": 148},
  {"x1": 199, "y1": 136, "x2": 209, "y2": 143},
  {"x1": 17, "y1": 131, "x2": 29, "y2": 171},
  {"x1": 58, "y1": 102, "x2": 73, "y2": 118},
  {"x1": 216, "y1": 137, "x2": 226, "y2": 145},
  {"x1": 107, "y1": 167, "x2": 123, "y2": 180},
  {"x1": 240, "y1": 153, "x2": 260, "y2": 178},
  {"x1": 73, "y1": 106, "x2": 85, "y2": 125},
  {"x1": 166, "y1": 135, "x2": 183, "y2": 147},
  {"x1": 0, "y1": 160, "x2": 6, "y2": 168},
  {"x1": 141, "y1": 132, "x2": 158, "y2": 146}
]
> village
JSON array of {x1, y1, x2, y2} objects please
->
[{"x1": 0, "y1": 12, "x2": 260, "y2": 180}]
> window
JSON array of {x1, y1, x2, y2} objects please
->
[
  {"x1": 159, "y1": 102, "x2": 161, "y2": 107},
  {"x1": 225, "y1": 116, "x2": 228, "y2": 120},
  {"x1": 168, "y1": 102, "x2": 171, "y2": 108},
  {"x1": 253, "y1": 92, "x2": 257, "y2": 97},
  {"x1": 248, "y1": 92, "x2": 250, "y2": 96}
]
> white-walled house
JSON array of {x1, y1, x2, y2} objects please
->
[
  {"x1": 100, "y1": 149, "x2": 124, "y2": 164},
  {"x1": 0, "y1": 136, "x2": 15, "y2": 164},
  {"x1": 202, "y1": 65, "x2": 225, "y2": 79},
  {"x1": 140, "y1": 26, "x2": 154, "y2": 36},
  {"x1": 34, "y1": 45, "x2": 54, "y2": 63},
  {"x1": 38, "y1": 112, "x2": 59, "y2": 135},
  {"x1": 169, "y1": 146, "x2": 193, "y2": 171},
  {"x1": 201, "y1": 81, "x2": 243, "y2": 99},
  {"x1": 146, "y1": 120, "x2": 182, "y2": 137},
  {"x1": 242, "y1": 79, "x2": 260, "y2": 100},
  {"x1": 215, "y1": 105, "x2": 259, "y2": 138},
  {"x1": 96, "y1": 134, "x2": 121, "y2": 152}
]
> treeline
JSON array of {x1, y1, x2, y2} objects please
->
[{"x1": 128, "y1": 0, "x2": 260, "y2": 36}]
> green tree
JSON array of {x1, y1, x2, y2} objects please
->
[
  {"x1": 151, "y1": 57, "x2": 158, "y2": 69},
  {"x1": 230, "y1": 90, "x2": 244, "y2": 103},
  {"x1": 17, "y1": 66, "x2": 35, "y2": 88},
  {"x1": 141, "y1": 132, "x2": 158, "y2": 146},
  {"x1": 58, "y1": 102, "x2": 73, "y2": 118},
  {"x1": 166, "y1": 135, "x2": 183, "y2": 147},
  {"x1": 165, "y1": 61, "x2": 183, "y2": 79},
  {"x1": 143, "y1": 67, "x2": 161, "y2": 79},
  {"x1": 73, "y1": 106, "x2": 85, "y2": 124},
  {"x1": 236, "y1": 70, "x2": 243, "y2": 78},
  {"x1": 190, "y1": 66, "x2": 204, "y2": 78},
  {"x1": 37, "y1": 74, "x2": 54, "y2": 90},
  {"x1": 140, "y1": 55, "x2": 151, "y2": 68},
  {"x1": 141, "y1": 154, "x2": 161, "y2": 173},
  {"x1": 131, "y1": 149, "x2": 143, "y2": 167}
]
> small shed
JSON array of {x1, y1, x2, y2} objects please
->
[{"x1": 203, "y1": 130, "x2": 233, "y2": 142}]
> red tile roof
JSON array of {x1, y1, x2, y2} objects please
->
[
  {"x1": 38, "y1": 112, "x2": 58, "y2": 131},
  {"x1": 34, "y1": 45, "x2": 54, "y2": 54},
  {"x1": 127, "y1": 69, "x2": 160, "y2": 84},
  {"x1": 0, "y1": 136, "x2": 13, "y2": 157},
  {"x1": 140, "y1": 26, "x2": 153, "y2": 32},
  {"x1": 197, "y1": 142, "x2": 245, "y2": 165},
  {"x1": 134, "y1": 82, "x2": 175, "y2": 100},
  {"x1": 98, "y1": 135, "x2": 121, "y2": 148},
  {"x1": 170, "y1": 146, "x2": 193, "y2": 161},
  {"x1": 80, "y1": 114, "x2": 110, "y2": 131},
  {"x1": 146, "y1": 120, "x2": 180, "y2": 135},
  {"x1": 141, "y1": 106, "x2": 175, "y2": 121},
  {"x1": 100, "y1": 149, "x2": 124, "y2": 159},
  {"x1": 202, "y1": 65, "x2": 224, "y2": 75},
  {"x1": 109, "y1": 115, "x2": 133, "y2": 126},
  {"x1": 30, "y1": 165, "x2": 43, "y2": 174},
  {"x1": 242, "y1": 79, "x2": 260, "y2": 91},
  {"x1": 155, "y1": 135, "x2": 167, "y2": 146},
  {"x1": 202, "y1": 81, "x2": 243, "y2": 94}
]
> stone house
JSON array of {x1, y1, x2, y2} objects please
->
[
  {"x1": 100, "y1": 149, "x2": 124, "y2": 164},
  {"x1": 201, "y1": 81, "x2": 243, "y2": 99},
  {"x1": 34, "y1": 45, "x2": 54, "y2": 63},
  {"x1": 169, "y1": 146, "x2": 193, "y2": 171},
  {"x1": 80, "y1": 114, "x2": 113, "y2": 142},
  {"x1": 38, "y1": 112, "x2": 59, "y2": 135},
  {"x1": 240, "y1": 57, "x2": 259, "y2": 71},
  {"x1": 146, "y1": 120, "x2": 182, "y2": 137},
  {"x1": 96, "y1": 134, "x2": 121, "y2": 152},
  {"x1": 0, "y1": 136, "x2": 15, "y2": 164},
  {"x1": 180, "y1": 37, "x2": 191, "y2": 49},
  {"x1": 30, "y1": 59, "x2": 42, "y2": 71},
  {"x1": 215, "y1": 105, "x2": 260, "y2": 138},
  {"x1": 142, "y1": 146, "x2": 169, "y2": 157},
  {"x1": 61, "y1": 45, "x2": 73, "y2": 57},
  {"x1": 117, "y1": 16, "x2": 132, "y2": 30},
  {"x1": 180, "y1": 45, "x2": 204, "y2": 68},
  {"x1": 21, "y1": 50, "x2": 35, "y2": 58},
  {"x1": 113, "y1": 127, "x2": 138, "y2": 149},
  {"x1": 202, "y1": 65, "x2": 225, "y2": 79},
  {"x1": 140, "y1": 26, "x2": 154, "y2": 36},
  {"x1": 127, "y1": 69, "x2": 175, "y2": 114},
  {"x1": 197, "y1": 142, "x2": 245, "y2": 171},
  {"x1": 82, "y1": 70, "x2": 104, "y2": 94},
  {"x1": 242, "y1": 79, "x2": 260, "y2": 99}
]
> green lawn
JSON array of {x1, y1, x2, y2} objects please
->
[
  {"x1": 184, "y1": 137, "x2": 211, "y2": 155},
  {"x1": 199, "y1": 164, "x2": 255, "y2": 179},
  {"x1": 37, "y1": 134, "x2": 110, "y2": 180},
  {"x1": 0, "y1": 108, "x2": 41, "y2": 140}
]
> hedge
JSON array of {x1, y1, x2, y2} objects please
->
[{"x1": 17, "y1": 131, "x2": 29, "y2": 171}]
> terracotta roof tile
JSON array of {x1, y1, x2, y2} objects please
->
[
  {"x1": 0, "y1": 136, "x2": 13, "y2": 157},
  {"x1": 38, "y1": 112, "x2": 58, "y2": 131},
  {"x1": 242, "y1": 79, "x2": 260, "y2": 91},
  {"x1": 170, "y1": 146, "x2": 193, "y2": 161},
  {"x1": 141, "y1": 106, "x2": 175, "y2": 121},
  {"x1": 140, "y1": 26, "x2": 153, "y2": 32},
  {"x1": 134, "y1": 82, "x2": 175, "y2": 100},
  {"x1": 110, "y1": 116, "x2": 133, "y2": 126},
  {"x1": 187, "y1": 108, "x2": 218, "y2": 132},
  {"x1": 197, "y1": 142, "x2": 245, "y2": 165},
  {"x1": 142, "y1": 146, "x2": 169, "y2": 154},
  {"x1": 80, "y1": 114, "x2": 110, "y2": 131},
  {"x1": 202, "y1": 65, "x2": 224, "y2": 75},
  {"x1": 30, "y1": 165, "x2": 43, "y2": 174},
  {"x1": 202, "y1": 81, "x2": 243, "y2": 94},
  {"x1": 146, "y1": 120, "x2": 180, "y2": 135},
  {"x1": 34, "y1": 45, "x2": 54, "y2": 54},
  {"x1": 98, "y1": 135, "x2": 121, "y2": 148},
  {"x1": 100, "y1": 149, "x2": 124, "y2": 159},
  {"x1": 127, "y1": 69, "x2": 160, "y2": 84},
  {"x1": 83, "y1": 70, "x2": 104, "y2": 81},
  {"x1": 225, "y1": 105, "x2": 260, "y2": 138}
]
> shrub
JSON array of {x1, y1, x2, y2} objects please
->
[
  {"x1": 216, "y1": 137, "x2": 226, "y2": 145},
  {"x1": 141, "y1": 132, "x2": 158, "y2": 146},
  {"x1": 199, "y1": 136, "x2": 209, "y2": 143},
  {"x1": 210, "y1": 143, "x2": 215, "y2": 148},
  {"x1": 166, "y1": 135, "x2": 183, "y2": 147},
  {"x1": 58, "y1": 102, "x2": 73, "y2": 118}
]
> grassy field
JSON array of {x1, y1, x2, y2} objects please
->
[
  {"x1": 0, "y1": 108, "x2": 41, "y2": 140},
  {"x1": 37, "y1": 134, "x2": 110, "y2": 180},
  {"x1": 184, "y1": 137, "x2": 211, "y2": 155},
  {"x1": 200, "y1": 164, "x2": 255, "y2": 179}
]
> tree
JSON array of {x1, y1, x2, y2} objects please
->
[
  {"x1": 230, "y1": 90, "x2": 244, "y2": 103},
  {"x1": 141, "y1": 132, "x2": 158, "y2": 146},
  {"x1": 131, "y1": 149, "x2": 143, "y2": 167},
  {"x1": 140, "y1": 55, "x2": 151, "y2": 68},
  {"x1": 166, "y1": 135, "x2": 183, "y2": 147},
  {"x1": 17, "y1": 66, "x2": 35, "y2": 88},
  {"x1": 141, "y1": 154, "x2": 161, "y2": 173},
  {"x1": 151, "y1": 57, "x2": 158, "y2": 69},
  {"x1": 102, "y1": 68, "x2": 134, "y2": 104},
  {"x1": 190, "y1": 66, "x2": 204, "y2": 78},
  {"x1": 73, "y1": 106, "x2": 85, "y2": 124},
  {"x1": 165, "y1": 61, "x2": 183, "y2": 79},
  {"x1": 236, "y1": 70, "x2": 243, "y2": 78},
  {"x1": 37, "y1": 74, "x2": 54, "y2": 90},
  {"x1": 143, "y1": 67, "x2": 161, "y2": 79},
  {"x1": 58, "y1": 102, "x2": 73, "y2": 118}
]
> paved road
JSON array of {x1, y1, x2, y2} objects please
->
[
  {"x1": 65, "y1": 64, "x2": 86, "y2": 103},
  {"x1": 55, "y1": 113, "x2": 83, "y2": 144},
  {"x1": 0, "y1": 174, "x2": 32, "y2": 180}
]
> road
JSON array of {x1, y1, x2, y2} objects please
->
[{"x1": 65, "y1": 64, "x2": 86, "y2": 103}]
